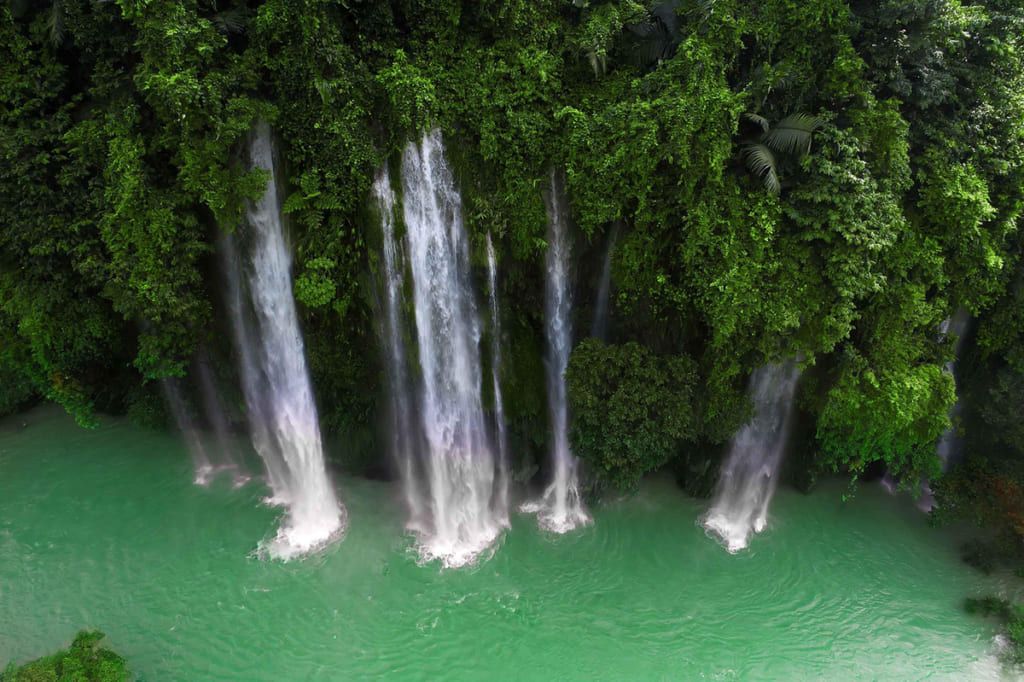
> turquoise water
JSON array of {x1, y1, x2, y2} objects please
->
[{"x1": 0, "y1": 407, "x2": 1014, "y2": 680}]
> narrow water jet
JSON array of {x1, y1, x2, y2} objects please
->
[
  {"x1": 222, "y1": 122, "x2": 345, "y2": 559},
  {"x1": 195, "y1": 354, "x2": 249, "y2": 487},
  {"x1": 522, "y1": 171, "x2": 590, "y2": 533},
  {"x1": 703, "y1": 362, "x2": 800, "y2": 552},
  {"x1": 919, "y1": 309, "x2": 971, "y2": 512},
  {"x1": 935, "y1": 309, "x2": 971, "y2": 471},
  {"x1": 486, "y1": 233, "x2": 510, "y2": 525},
  {"x1": 162, "y1": 378, "x2": 213, "y2": 485},
  {"x1": 397, "y1": 129, "x2": 506, "y2": 567},
  {"x1": 373, "y1": 165, "x2": 427, "y2": 533},
  {"x1": 590, "y1": 224, "x2": 618, "y2": 341}
]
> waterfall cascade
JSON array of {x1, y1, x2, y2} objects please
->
[
  {"x1": 919, "y1": 309, "x2": 971, "y2": 511},
  {"x1": 703, "y1": 362, "x2": 800, "y2": 552},
  {"x1": 195, "y1": 355, "x2": 249, "y2": 487},
  {"x1": 935, "y1": 309, "x2": 971, "y2": 470},
  {"x1": 486, "y1": 233, "x2": 511, "y2": 526},
  {"x1": 377, "y1": 129, "x2": 507, "y2": 567},
  {"x1": 522, "y1": 171, "x2": 590, "y2": 533},
  {"x1": 162, "y1": 378, "x2": 213, "y2": 485},
  {"x1": 590, "y1": 224, "x2": 618, "y2": 341},
  {"x1": 373, "y1": 166, "x2": 427, "y2": 533},
  {"x1": 222, "y1": 122, "x2": 345, "y2": 559}
]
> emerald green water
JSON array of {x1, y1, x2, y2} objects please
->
[{"x1": 0, "y1": 407, "x2": 1014, "y2": 680}]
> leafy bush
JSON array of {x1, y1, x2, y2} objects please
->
[
  {"x1": 2, "y1": 630, "x2": 128, "y2": 682},
  {"x1": 567, "y1": 340, "x2": 698, "y2": 490}
]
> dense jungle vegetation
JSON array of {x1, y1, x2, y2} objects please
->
[{"x1": 2, "y1": 0, "x2": 1024, "y2": 596}]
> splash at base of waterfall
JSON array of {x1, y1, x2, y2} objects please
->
[
  {"x1": 703, "y1": 508, "x2": 769, "y2": 554},
  {"x1": 411, "y1": 522, "x2": 504, "y2": 570},
  {"x1": 195, "y1": 464, "x2": 251, "y2": 489},
  {"x1": 257, "y1": 510, "x2": 348, "y2": 562},
  {"x1": 519, "y1": 485, "x2": 591, "y2": 535}
]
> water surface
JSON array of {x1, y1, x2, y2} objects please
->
[{"x1": 0, "y1": 408, "x2": 1012, "y2": 680}]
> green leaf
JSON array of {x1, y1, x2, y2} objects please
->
[
  {"x1": 742, "y1": 143, "x2": 780, "y2": 194},
  {"x1": 763, "y1": 113, "x2": 823, "y2": 156}
]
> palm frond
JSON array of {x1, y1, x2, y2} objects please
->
[
  {"x1": 625, "y1": 1, "x2": 682, "y2": 69},
  {"x1": 650, "y1": 0, "x2": 681, "y2": 35},
  {"x1": 625, "y1": 20, "x2": 658, "y2": 39},
  {"x1": 742, "y1": 143, "x2": 780, "y2": 194},
  {"x1": 211, "y1": 7, "x2": 248, "y2": 35},
  {"x1": 763, "y1": 113, "x2": 823, "y2": 156},
  {"x1": 743, "y1": 112, "x2": 770, "y2": 133}
]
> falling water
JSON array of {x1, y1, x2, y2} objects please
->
[
  {"x1": 703, "y1": 362, "x2": 800, "y2": 552},
  {"x1": 398, "y1": 129, "x2": 505, "y2": 566},
  {"x1": 936, "y1": 309, "x2": 971, "y2": 470},
  {"x1": 522, "y1": 171, "x2": 590, "y2": 533},
  {"x1": 590, "y1": 224, "x2": 618, "y2": 341},
  {"x1": 373, "y1": 165, "x2": 427, "y2": 533},
  {"x1": 195, "y1": 354, "x2": 249, "y2": 486},
  {"x1": 486, "y1": 233, "x2": 510, "y2": 525},
  {"x1": 162, "y1": 378, "x2": 213, "y2": 485},
  {"x1": 222, "y1": 122, "x2": 345, "y2": 559},
  {"x1": 223, "y1": 233, "x2": 292, "y2": 502},
  {"x1": 919, "y1": 309, "x2": 971, "y2": 511}
]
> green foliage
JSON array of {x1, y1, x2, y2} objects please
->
[
  {"x1": 0, "y1": 0, "x2": 1021, "y2": 536},
  {"x1": 741, "y1": 112, "x2": 824, "y2": 194},
  {"x1": 1, "y1": 630, "x2": 128, "y2": 681},
  {"x1": 567, "y1": 340, "x2": 698, "y2": 490},
  {"x1": 818, "y1": 351, "x2": 953, "y2": 479},
  {"x1": 376, "y1": 50, "x2": 437, "y2": 133},
  {"x1": 294, "y1": 257, "x2": 338, "y2": 309}
]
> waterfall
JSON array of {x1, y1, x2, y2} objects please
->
[
  {"x1": 195, "y1": 354, "x2": 249, "y2": 487},
  {"x1": 590, "y1": 224, "x2": 617, "y2": 341},
  {"x1": 223, "y1": 233, "x2": 292, "y2": 502},
  {"x1": 935, "y1": 309, "x2": 970, "y2": 470},
  {"x1": 393, "y1": 129, "x2": 506, "y2": 567},
  {"x1": 522, "y1": 171, "x2": 590, "y2": 533},
  {"x1": 703, "y1": 362, "x2": 800, "y2": 552},
  {"x1": 162, "y1": 378, "x2": 213, "y2": 486},
  {"x1": 373, "y1": 165, "x2": 427, "y2": 534},
  {"x1": 919, "y1": 309, "x2": 971, "y2": 511},
  {"x1": 486, "y1": 233, "x2": 510, "y2": 526},
  {"x1": 222, "y1": 122, "x2": 345, "y2": 559}
]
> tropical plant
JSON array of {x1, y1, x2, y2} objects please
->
[
  {"x1": 741, "y1": 112, "x2": 823, "y2": 194},
  {"x1": 623, "y1": 1, "x2": 682, "y2": 70}
]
